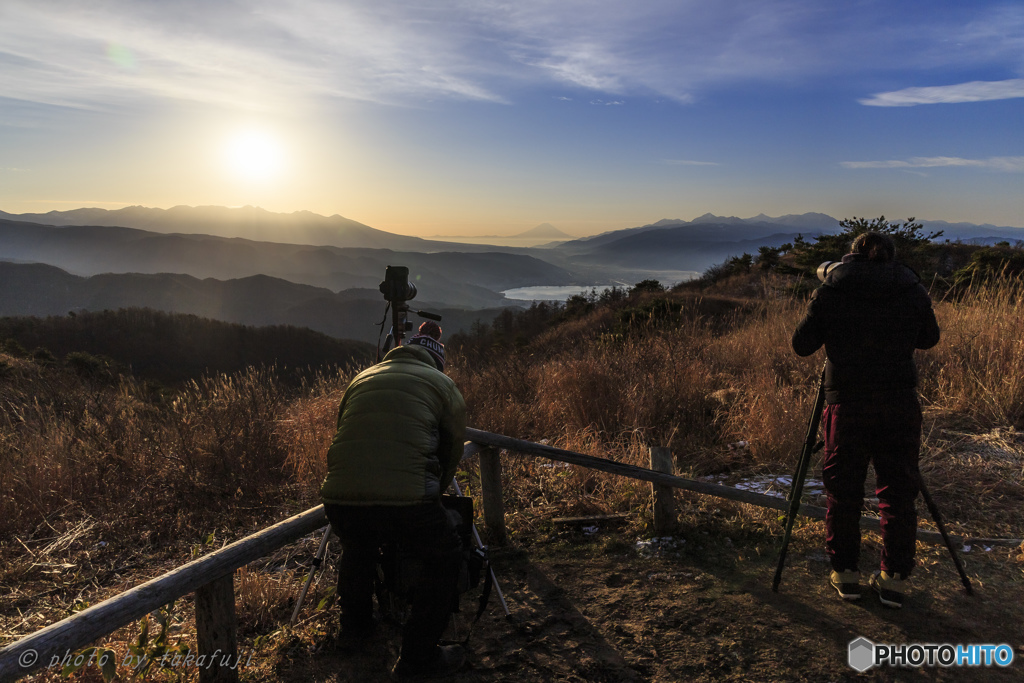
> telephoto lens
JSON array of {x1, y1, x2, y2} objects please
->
[{"x1": 816, "y1": 261, "x2": 840, "y2": 282}]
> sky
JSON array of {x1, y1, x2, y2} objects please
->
[{"x1": 1, "y1": 1, "x2": 1022, "y2": 238}]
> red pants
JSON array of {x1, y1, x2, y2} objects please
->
[{"x1": 821, "y1": 396, "x2": 922, "y2": 576}]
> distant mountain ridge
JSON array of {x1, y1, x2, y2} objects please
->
[
  {"x1": 513, "y1": 223, "x2": 573, "y2": 239},
  {"x1": 426, "y1": 223, "x2": 572, "y2": 241},
  {"x1": 0, "y1": 205, "x2": 498, "y2": 252},
  {"x1": 3, "y1": 206, "x2": 1022, "y2": 334},
  {"x1": 0, "y1": 262, "x2": 510, "y2": 345},
  {"x1": 0, "y1": 218, "x2": 574, "y2": 309},
  {"x1": 567, "y1": 212, "x2": 1024, "y2": 246},
  {"x1": 554, "y1": 212, "x2": 1024, "y2": 271},
  {"x1": 5, "y1": 205, "x2": 1020, "y2": 253},
  {"x1": 556, "y1": 213, "x2": 840, "y2": 257}
]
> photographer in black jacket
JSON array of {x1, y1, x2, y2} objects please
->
[{"x1": 792, "y1": 231, "x2": 940, "y2": 608}]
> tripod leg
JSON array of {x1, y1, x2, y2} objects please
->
[
  {"x1": 772, "y1": 367, "x2": 827, "y2": 592},
  {"x1": 771, "y1": 444, "x2": 816, "y2": 592},
  {"x1": 918, "y1": 477, "x2": 973, "y2": 595},
  {"x1": 291, "y1": 526, "x2": 332, "y2": 625},
  {"x1": 451, "y1": 479, "x2": 510, "y2": 618}
]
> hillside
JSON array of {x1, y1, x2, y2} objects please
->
[
  {"x1": 2, "y1": 261, "x2": 1024, "y2": 681},
  {"x1": 2, "y1": 272, "x2": 1022, "y2": 682},
  {"x1": 0, "y1": 308, "x2": 375, "y2": 383},
  {"x1": 0, "y1": 218, "x2": 573, "y2": 309},
  {"x1": 0, "y1": 262, "x2": 512, "y2": 345}
]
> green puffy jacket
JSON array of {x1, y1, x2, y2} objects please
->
[{"x1": 319, "y1": 344, "x2": 467, "y2": 505}]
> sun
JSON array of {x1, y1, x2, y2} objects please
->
[{"x1": 222, "y1": 128, "x2": 286, "y2": 183}]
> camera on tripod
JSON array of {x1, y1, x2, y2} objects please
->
[
  {"x1": 380, "y1": 265, "x2": 417, "y2": 303},
  {"x1": 377, "y1": 265, "x2": 442, "y2": 360}
]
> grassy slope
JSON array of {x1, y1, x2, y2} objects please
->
[{"x1": 1, "y1": 274, "x2": 1022, "y2": 681}]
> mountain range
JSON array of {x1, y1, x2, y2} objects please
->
[
  {"x1": 554, "y1": 213, "x2": 1024, "y2": 270},
  {"x1": 0, "y1": 262, "x2": 510, "y2": 346},
  {"x1": 0, "y1": 205, "x2": 494, "y2": 252},
  {"x1": 0, "y1": 218, "x2": 573, "y2": 309},
  {"x1": 516, "y1": 223, "x2": 573, "y2": 239},
  {"x1": 2, "y1": 205, "x2": 1021, "y2": 344},
  {"x1": 427, "y1": 222, "x2": 573, "y2": 241}
]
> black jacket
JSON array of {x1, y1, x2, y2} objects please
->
[{"x1": 792, "y1": 254, "x2": 940, "y2": 403}]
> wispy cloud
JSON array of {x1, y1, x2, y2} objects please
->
[
  {"x1": 481, "y1": 0, "x2": 831, "y2": 103},
  {"x1": 1, "y1": 0, "x2": 1022, "y2": 113},
  {"x1": 0, "y1": 0, "x2": 511, "y2": 112},
  {"x1": 663, "y1": 159, "x2": 722, "y2": 166},
  {"x1": 841, "y1": 156, "x2": 1024, "y2": 172},
  {"x1": 860, "y1": 79, "x2": 1024, "y2": 107}
]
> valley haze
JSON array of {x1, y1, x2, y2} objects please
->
[{"x1": 1, "y1": 204, "x2": 1023, "y2": 345}]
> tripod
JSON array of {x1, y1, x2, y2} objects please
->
[
  {"x1": 290, "y1": 484, "x2": 512, "y2": 626},
  {"x1": 771, "y1": 365, "x2": 972, "y2": 595},
  {"x1": 772, "y1": 365, "x2": 826, "y2": 592}
]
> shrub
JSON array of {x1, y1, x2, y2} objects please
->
[
  {"x1": 2, "y1": 338, "x2": 27, "y2": 357},
  {"x1": 630, "y1": 279, "x2": 664, "y2": 294},
  {"x1": 949, "y1": 244, "x2": 1024, "y2": 288},
  {"x1": 66, "y1": 351, "x2": 111, "y2": 379},
  {"x1": 31, "y1": 347, "x2": 56, "y2": 365}
]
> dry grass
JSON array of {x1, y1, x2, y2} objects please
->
[
  {"x1": 2, "y1": 275, "x2": 1023, "y2": 664},
  {"x1": 235, "y1": 566, "x2": 302, "y2": 635},
  {"x1": 447, "y1": 276, "x2": 1024, "y2": 542},
  {"x1": 0, "y1": 363, "x2": 354, "y2": 660},
  {"x1": 5, "y1": 366, "x2": 359, "y2": 529},
  {"x1": 278, "y1": 374, "x2": 347, "y2": 486},
  {"x1": 922, "y1": 278, "x2": 1024, "y2": 426}
]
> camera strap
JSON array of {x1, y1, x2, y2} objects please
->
[
  {"x1": 472, "y1": 554, "x2": 493, "y2": 624},
  {"x1": 442, "y1": 556, "x2": 493, "y2": 647}
]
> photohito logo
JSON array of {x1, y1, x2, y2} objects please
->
[
  {"x1": 849, "y1": 637, "x2": 1015, "y2": 671},
  {"x1": 848, "y1": 638, "x2": 874, "y2": 672}
]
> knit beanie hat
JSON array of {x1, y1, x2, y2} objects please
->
[{"x1": 407, "y1": 321, "x2": 445, "y2": 371}]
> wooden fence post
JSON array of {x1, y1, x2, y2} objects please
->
[
  {"x1": 478, "y1": 446, "x2": 507, "y2": 545},
  {"x1": 650, "y1": 447, "x2": 678, "y2": 536},
  {"x1": 195, "y1": 573, "x2": 239, "y2": 683}
]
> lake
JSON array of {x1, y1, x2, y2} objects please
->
[
  {"x1": 501, "y1": 285, "x2": 619, "y2": 301},
  {"x1": 502, "y1": 272, "x2": 700, "y2": 301}
]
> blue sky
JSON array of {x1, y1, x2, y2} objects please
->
[{"x1": 1, "y1": 0, "x2": 1022, "y2": 237}]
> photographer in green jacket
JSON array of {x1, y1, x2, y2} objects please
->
[{"x1": 321, "y1": 322, "x2": 467, "y2": 678}]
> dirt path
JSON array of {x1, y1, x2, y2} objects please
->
[{"x1": 263, "y1": 524, "x2": 1023, "y2": 682}]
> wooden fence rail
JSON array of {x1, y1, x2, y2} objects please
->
[
  {"x1": 0, "y1": 441, "x2": 489, "y2": 682},
  {"x1": 464, "y1": 427, "x2": 977, "y2": 547},
  {"x1": 0, "y1": 428, "x2": 1001, "y2": 682},
  {"x1": 0, "y1": 506, "x2": 327, "y2": 683}
]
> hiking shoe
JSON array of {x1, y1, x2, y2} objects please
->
[
  {"x1": 870, "y1": 570, "x2": 906, "y2": 609},
  {"x1": 392, "y1": 645, "x2": 466, "y2": 679},
  {"x1": 829, "y1": 570, "x2": 862, "y2": 601}
]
